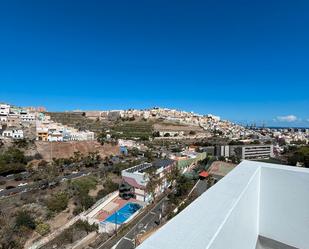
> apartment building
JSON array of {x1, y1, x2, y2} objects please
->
[
  {"x1": 215, "y1": 144, "x2": 274, "y2": 160},
  {"x1": 121, "y1": 159, "x2": 176, "y2": 203},
  {"x1": 20, "y1": 113, "x2": 36, "y2": 122}
]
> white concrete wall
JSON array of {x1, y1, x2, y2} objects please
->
[
  {"x1": 137, "y1": 161, "x2": 309, "y2": 249},
  {"x1": 209, "y1": 169, "x2": 260, "y2": 249},
  {"x1": 259, "y1": 166, "x2": 309, "y2": 249},
  {"x1": 137, "y1": 162, "x2": 261, "y2": 249}
]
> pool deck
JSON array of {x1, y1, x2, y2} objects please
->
[{"x1": 95, "y1": 197, "x2": 144, "y2": 223}]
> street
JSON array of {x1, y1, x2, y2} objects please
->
[{"x1": 0, "y1": 169, "x2": 92, "y2": 198}]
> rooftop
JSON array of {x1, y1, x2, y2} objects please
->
[{"x1": 137, "y1": 161, "x2": 309, "y2": 249}]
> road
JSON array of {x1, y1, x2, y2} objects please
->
[{"x1": 0, "y1": 169, "x2": 92, "y2": 198}]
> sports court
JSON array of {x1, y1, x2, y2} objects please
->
[{"x1": 208, "y1": 161, "x2": 237, "y2": 178}]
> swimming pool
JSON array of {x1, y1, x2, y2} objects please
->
[{"x1": 104, "y1": 202, "x2": 141, "y2": 225}]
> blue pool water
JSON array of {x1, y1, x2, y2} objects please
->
[{"x1": 104, "y1": 202, "x2": 141, "y2": 225}]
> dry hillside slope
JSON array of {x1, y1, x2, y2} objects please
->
[{"x1": 35, "y1": 141, "x2": 119, "y2": 161}]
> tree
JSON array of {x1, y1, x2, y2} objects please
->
[
  {"x1": 83, "y1": 151, "x2": 100, "y2": 167},
  {"x1": 79, "y1": 193, "x2": 95, "y2": 210},
  {"x1": 75, "y1": 219, "x2": 98, "y2": 234},
  {"x1": 152, "y1": 131, "x2": 160, "y2": 137},
  {"x1": 97, "y1": 131, "x2": 107, "y2": 145},
  {"x1": 130, "y1": 147, "x2": 139, "y2": 157},
  {"x1": 146, "y1": 168, "x2": 159, "y2": 200},
  {"x1": 164, "y1": 133, "x2": 170, "y2": 137},
  {"x1": 166, "y1": 166, "x2": 181, "y2": 185}
]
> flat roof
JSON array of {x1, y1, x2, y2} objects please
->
[{"x1": 137, "y1": 161, "x2": 309, "y2": 249}]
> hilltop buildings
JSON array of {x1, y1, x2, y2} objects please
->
[
  {"x1": 36, "y1": 116, "x2": 94, "y2": 142},
  {"x1": 137, "y1": 161, "x2": 309, "y2": 249},
  {"x1": 0, "y1": 103, "x2": 94, "y2": 142}
]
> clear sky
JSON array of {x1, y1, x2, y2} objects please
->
[{"x1": 0, "y1": 0, "x2": 308, "y2": 127}]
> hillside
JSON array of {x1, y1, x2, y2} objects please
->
[
  {"x1": 47, "y1": 112, "x2": 109, "y2": 134},
  {"x1": 35, "y1": 141, "x2": 119, "y2": 161}
]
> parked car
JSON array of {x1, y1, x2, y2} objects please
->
[{"x1": 18, "y1": 183, "x2": 28, "y2": 187}]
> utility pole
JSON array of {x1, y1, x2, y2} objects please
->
[{"x1": 115, "y1": 211, "x2": 118, "y2": 235}]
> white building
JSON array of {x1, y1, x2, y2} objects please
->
[
  {"x1": 0, "y1": 104, "x2": 10, "y2": 115},
  {"x1": 122, "y1": 159, "x2": 176, "y2": 203},
  {"x1": 138, "y1": 161, "x2": 309, "y2": 249},
  {"x1": 216, "y1": 144, "x2": 274, "y2": 160},
  {"x1": 2, "y1": 129, "x2": 24, "y2": 139},
  {"x1": 20, "y1": 113, "x2": 36, "y2": 122}
]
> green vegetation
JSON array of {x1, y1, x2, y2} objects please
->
[
  {"x1": 167, "y1": 172, "x2": 196, "y2": 214},
  {"x1": 0, "y1": 147, "x2": 27, "y2": 175},
  {"x1": 35, "y1": 222, "x2": 50, "y2": 236},
  {"x1": 15, "y1": 211, "x2": 36, "y2": 230},
  {"x1": 96, "y1": 178, "x2": 118, "y2": 200},
  {"x1": 46, "y1": 192, "x2": 69, "y2": 213},
  {"x1": 111, "y1": 120, "x2": 154, "y2": 140},
  {"x1": 74, "y1": 219, "x2": 98, "y2": 234},
  {"x1": 13, "y1": 139, "x2": 30, "y2": 149},
  {"x1": 287, "y1": 146, "x2": 309, "y2": 167},
  {"x1": 71, "y1": 176, "x2": 97, "y2": 194},
  {"x1": 71, "y1": 176, "x2": 97, "y2": 212}
]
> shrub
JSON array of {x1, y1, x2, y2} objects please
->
[
  {"x1": 36, "y1": 222, "x2": 50, "y2": 236},
  {"x1": 46, "y1": 192, "x2": 69, "y2": 213},
  {"x1": 15, "y1": 211, "x2": 36, "y2": 230}
]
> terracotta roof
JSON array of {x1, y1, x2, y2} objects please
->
[{"x1": 199, "y1": 171, "x2": 209, "y2": 178}]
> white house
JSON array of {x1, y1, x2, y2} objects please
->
[
  {"x1": 0, "y1": 104, "x2": 10, "y2": 115},
  {"x1": 2, "y1": 129, "x2": 24, "y2": 139}
]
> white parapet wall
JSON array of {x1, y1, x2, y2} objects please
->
[{"x1": 137, "y1": 161, "x2": 309, "y2": 249}]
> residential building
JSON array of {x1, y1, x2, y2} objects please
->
[
  {"x1": 137, "y1": 161, "x2": 309, "y2": 249},
  {"x1": 121, "y1": 159, "x2": 176, "y2": 203},
  {"x1": 0, "y1": 104, "x2": 10, "y2": 115},
  {"x1": 20, "y1": 113, "x2": 36, "y2": 122},
  {"x1": 6, "y1": 114, "x2": 21, "y2": 127},
  {"x1": 36, "y1": 127, "x2": 49, "y2": 141},
  {"x1": 2, "y1": 129, "x2": 24, "y2": 139}
]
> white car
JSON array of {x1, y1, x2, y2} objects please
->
[
  {"x1": 0, "y1": 189, "x2": 4, "y2": 192},
  {"x1": 18, "y1": 183, "x2": 28, "y2": 187}
]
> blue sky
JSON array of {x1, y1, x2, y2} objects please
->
[{"x1": 0, "y1": 0, "x2": 308, "y2": 127}]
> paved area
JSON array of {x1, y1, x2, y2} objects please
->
[
  {"x1": 256, "y1": 236, "x2": 299, "y2": 249},
  {"x1": 195, "y1": 179, "x2": 208, "y2": 196}
]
